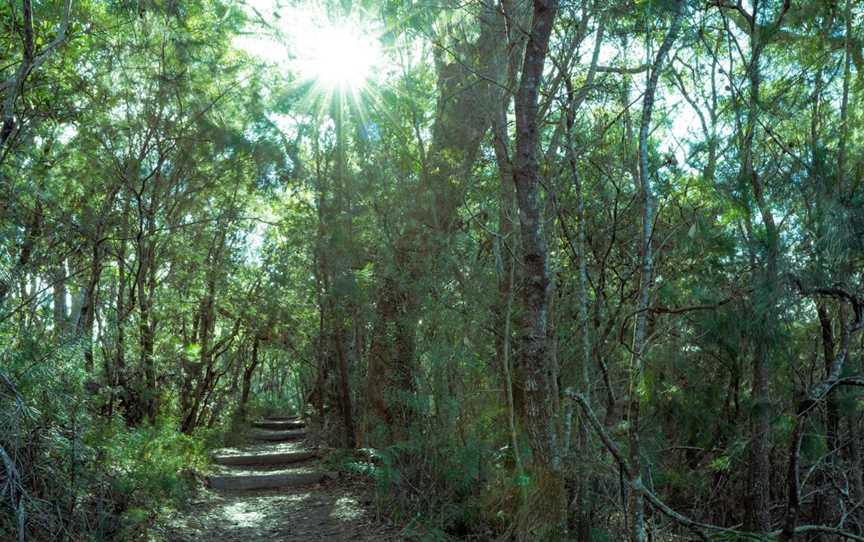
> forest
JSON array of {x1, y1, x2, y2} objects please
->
[{"x1": 1, "y1": 0, "x2": 863, "y2": 540}]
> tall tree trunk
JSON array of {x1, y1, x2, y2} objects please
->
[
  {"x1": 52, "y1": 260, "x2": 67, "y2": 335},
  {"x1": 561, "y1": 16, "x2": 605, "y2": 537},
  {"x1": 78, "y1": 242, "x2": 104, "y2": 373},
  {"x1": 112, "y1": 234, "x2": 129, "y2": 419},
  {"x1": 367, "y1": 273, "x2": 417, "y2": 441},
  {"x1": 181, "y1": 272, "x2": 216, "y2": 434},
  {"x1": 837, "y1": 0, "x2": 852, "y2": 196},
  {"x1": 365, "y1": 7, "x2": 500, "y2": 444},
  {"x1": 333, "y1": 317, "x2": 357, "y2": 448},
  {"x1": 512, "y1": 0, "x2": 559, "y2": 471},
  {"x1": 492, "y1": 117, "x2": 528, "y2": 509},
  {"x1": 509, "y1": 0, "x2": 563, "y2": 534},
  {"x1": 741, "y1": 9, "x2": 785, "y2": 530},
  {"x1": 626, "y1": 7, "x2": 683, "y2": 540},
  {"x1": 240, "y1": 337, "x2": 261, "y2": 419},
  {"x1": 320, "y1": 96, "x2": 358, "y2": 448},
  {"x1": 492, "y1": 97, "x2": 517, "y2": 417},
  {"x1": 138, "y1": 233, "x2": 158, "y2": 424},
  {"x1": 818, "y1": 303, "x2": 839, "y2": 454},
  {"x1": 565, "y1": 104, "x2": 594, "y2": 542},
  {"x1": 848, "y1": 415, "x2": 864, "y2": 526}
]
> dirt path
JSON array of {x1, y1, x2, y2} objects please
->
[{"x1": 163, "y1": 418, "x2": 401, "y2": 541}]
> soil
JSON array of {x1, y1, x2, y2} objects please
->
[
  {"x1": 162, "y1": 477, "x2": 401, "y2": 541},
  {"x1": 159, "y1": 423, "x2": 402, "y2": 541}
]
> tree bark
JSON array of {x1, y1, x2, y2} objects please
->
[
  {"x1": 240, "y1": 337, "x2": 261, "y2": 419},
  {"x1": 365, "y1": 5, "x2": 501, "y2": 444},
  {"x1": 511, "y1": 0, "x2": 560, "y2": 473},
  {"x1": 739, "y1": 7, "x2": 785, "y2": 530},
  {"x1": 507, "y1": 0, "x2": 566, "y2": 534},
  {"x1": 138, "y1": 233, "x2": 158, "y2": 423},
  {"x1": 52, "y1": 260, "x2": 67, "y2": 335},
  {"x1": 78, "y1": 242, "x2": 104, "y2": 373},
  {"x1": 625, "y1": 6, "x2": 683, "y2": 540}
]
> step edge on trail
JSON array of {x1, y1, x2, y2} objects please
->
[
  {"x1": 251, "y1": 420, "x2": 306, "y2": 430},
  {"x1": 206, "y1": 470, "x2": 334, "y2": 491},
  {"x1": 211, "y1": 450, "x2": 318, "y2": 466},
  {"x1": 251, "y1": 430, "x2": 307, "y2": 442}
]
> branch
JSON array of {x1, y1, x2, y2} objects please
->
[
  {"x1": 595, "y1": 63, "x2": 649, "y2": 74},
  {"x1": 709, "y1": 0, "x2": 863, "y2": 76},
  {"x1": 790, "y1": 525, "x2": 864, "y2": 542},
  {"x1": 620, "y1": 288, "x2": 750, "y2": 329},
  {"x1": 565, "y1": 389, "x2": 864, "y2": 541},
  {"x1": 649, "y1": 292, "x2": 743, "y2": 315},
  {"x1": 792, "y1": 279, "x2": 864, "y2": 331},
  {"x1": 0, "y1": 264, "x2": 91, "y2": 325},
  {"x1": 1, "y1": 0, "x2": 73, "y2": 146},
  {"x1": 0, "y1": 443, "x2": 23, "y2": 504},
  {"x1": 775, "y1": 282, "x2": 864, "y2": 539},
  {"x1": 566, "y1": 389, "x2": 755, "y2": 539},
  {"x1": 707, "y1": 0, "x2": 753, "y2": 28},
  {"x1": 0, "y1": 370, "x2": 26, "y2": 412}
]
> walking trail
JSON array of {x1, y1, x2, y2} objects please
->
[{"x1": 164, "y1": 416, "x2": 400, "y2": 541}]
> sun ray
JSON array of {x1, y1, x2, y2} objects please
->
[{"x1": 294, "y1": 21, "x2": 381, "y2": 92}]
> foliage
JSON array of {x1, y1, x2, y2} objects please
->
[
  {"x1": 0, "y1": 337, "x2": 207, "y2": 541},
  {"x1": 2, "y1": 0, "x2": 864, "y2": 540}
]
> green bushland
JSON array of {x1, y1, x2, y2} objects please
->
[{"x1": 0, "y1": 339, "x2": 213, "y2": 542}]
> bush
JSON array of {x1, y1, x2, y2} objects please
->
[
  {"x1": 97, "y1": 419, "x2": 208, "y2": 540},
  {"x1": 0, "y1": 338, "x2": 208, "y2": 541}
]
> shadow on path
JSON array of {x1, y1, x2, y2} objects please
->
[
  {"x1": 165, "y1": 479, "x2": 399, "y2": 541},
  {"x1": 163, "y1": 418, "x2": 400, "y2": 541}
]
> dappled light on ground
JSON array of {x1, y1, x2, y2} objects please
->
[
  {"x1": 163, "y1": 483, "x2": 398, "y2": 541},
  {"x1": 331, "y1": 496, "x2": 364, "y2": 521},
  {"x1": 222, "y1": 500, "x2": 266, "y2": 528},
  {"x1": 214, "y1": 441, "x2": 307, "y2": 457}
]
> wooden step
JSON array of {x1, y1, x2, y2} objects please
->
[
  {"x1": 252, "y1": 420, "x2": 305, "y2": 430},
  {"x1": 251, "y1": 429, "x2": 306, "y2": 442},
  {"x1": 263, "y1": 415, "x2": 300, "y2": 421},
  {"x1": 207, "y1": 470, "x2": 331, "y2": 491},
  {"x1": 212, "y1": 450, "x2": 317, "y2": 467}
]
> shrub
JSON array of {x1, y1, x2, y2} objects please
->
[{"x1": 0, "y1": 338, "x2": 207, "y2": 541}]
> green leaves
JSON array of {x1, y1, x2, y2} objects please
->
[
  {"x1": 512, "y1": 473, "x2": 531, "y2": 487},
  {"x1": 184, "y1": 342, "x2": 201, "y2": 359}
]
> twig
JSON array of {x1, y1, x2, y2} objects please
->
[{"x1": 564, "y1": 389, "x2": 864, "y2": 541}]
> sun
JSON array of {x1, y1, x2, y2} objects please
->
[
  {"x1": 234, "y1": 2, "x2": 384, "y2": 92},
  {"x1": 296, "y1": 22, "x2": 381, "y2": 91}
]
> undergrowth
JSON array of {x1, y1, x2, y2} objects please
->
[{"x1": 0, "y1": 337, "x2": 214, "y2": 541}]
